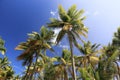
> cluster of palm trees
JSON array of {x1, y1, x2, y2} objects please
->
[
  {"x1": 0, "y1": 5, "x2": 120, "y2": 80},
  {"x1": 0, "y1": 38, "x2": 14, "y2": 80}
]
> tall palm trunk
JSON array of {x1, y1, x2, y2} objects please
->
[
  {"x1": 68, "y1": 33, "x2": 76, "y2": 80},
  {"x1": 23, "y1": 61, "x2": 32, "y2": 80},
  {"x1": 30, "y1": 51, "x2": 39, "y2": 80},
  {"x1": 64, "y1": 67, "x2": 68, "y2": 80}
]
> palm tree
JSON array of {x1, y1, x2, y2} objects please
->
[
  {"x1": 0, "y1": 37, "x2": 14, "y2": 80},
  {"x1": 0, "y1": 57, "x2": 14, "y2": 80},
  {"x1": 15, "y1": 26, "x2": 54, "y2": 80},
  {"x1": 112, "y1": 27, "x2": 120, "y2": 60},
  {"x1": 23, "y1": 58, "x2": 45, "y2": 80},
  {"x1": 112, "y1": 27, "x2": 120, "y2": 79},
  {"x1": 75, "y1": 41, "x2": 100, "y2": 80},
  {"x1": 48, "y1": 5, "x2": 88, "y2": 80},
  {"x1": 98, "y1": 44, "x2": 120, "y2": 80},
  {"x1": 43, "y1": 49, "x2": 71, "y2": 80}
]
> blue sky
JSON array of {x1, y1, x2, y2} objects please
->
[{"x1": 0, "y1": 0, "x2": 120, "y2": 74}]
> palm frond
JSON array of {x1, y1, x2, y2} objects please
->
[
  {"x1": 56, "y1": 29, "x2": 66, "y2": 44},
  {"x1": 107, "y1": 50, "x2": 119, "y2": 63},
  {"x1": 79, "y1": 68, "x2": 94, "y2": 80},
  {"x1": 73, "y1": 9, "x2": 85, "y2": 20},
  {"x1": 67, "y1": 5, "x2": 77, "y2": 18},
  {"x1": 0, "y1": 38, "x2": 6, "y2": 55},
  {"x1": 58, "y1": 5, "x2": 71, "y2": 22}
]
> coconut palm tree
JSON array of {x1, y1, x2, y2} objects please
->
[
  {"x1": 48, "y1": 5, "x2": 88, "y2": 80},
  {"x1": 15, "y1": 26, "x2": 54, "y2": 80},
  {"x1": 76, "y1": 41, "x2": 100, "y2": 66},
  {"x1": 43, "y1": 49, "x2": 73, "y2": 80},
  {"x1": 0, "y1": 57, "x2": 14, "y2": 80},
  {"x1": 0, "y1": 37, "x2": 14, "y2": 80},
  {"x1": 112, "y1": 27, "x2": 120, "y2": 60},
  {"x1": 111, "y1": 27, "x2": 120, "y2": 79},
  {"x1": 22, "y1": 58, "x2": 45, "y2": 80},
  {"x1": 75, "y1": 41, "x2": 100, "y2": 80},
  {"x1": 98, "y1": 44, "x2": 120, "y2": 80}
]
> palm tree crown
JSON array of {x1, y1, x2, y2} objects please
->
[{"x1": 48, "y1": 5, "x2": 88, "y2": 80}]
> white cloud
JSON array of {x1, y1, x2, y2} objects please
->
[
  {"x1": 93, "y1": 11, "x2": 99, "y2": 16},
  {"x1": 50, "y1": 9, "x2": 61, "y2": 20},
  {"x1": 84, "y1": 11, "x2": 100, "y2": 16},
  {"x1": 54, "y1": 28, "x2": 61, "y2": 34},
  {"x1": 57, "y1": 16, "x2": 61, "y2": 20},
  {"x1": 50, "y1": 28, "x2": 69, "y2": 49},
  {"x1": 84, "y1": 11, "x2": 91, "y2": 16},
  {"x1": 50, "y1": 10, "x2": 57, "y2": 16},
  {"x1": 59, "y1": 44, "x2": 69, "y2": 49},
  {"x1": 51, "y1": 28, "x2": 62, "y2": 43}
]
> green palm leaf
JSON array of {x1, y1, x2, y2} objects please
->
[
  {"x1": 58, "y1": 5, "x2": 71, "y2": 22},
  {"x1": 56, "y1": 29, "x2": 66, "y2": 44}
]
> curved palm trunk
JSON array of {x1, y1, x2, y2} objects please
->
[
  {"x1": 114, "y1": 61, "x2": 120, "y2": 79},
  {"x1": 30, "y1": 51, "x2": 39, "y2": 80},
  {"x1": 64, "y1": 67, "x2": 68, "y2": 80},
  {"x1": 23, "y1": 61, "x2": 32, "y2": 80},
  {"x1": 68, "y1": 33, "x2": 76, "y2": 80}
]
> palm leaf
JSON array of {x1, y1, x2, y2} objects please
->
[
  {"x1": 43, "y1": 43, "x2": 54, "y2": 52},
  {"x1": 107, "y1": 50, "x2": 119, "y2": 63},
  {"x1": 58, "y1": 5, "x2": 71, "y2": 22},
  {"x1": 67, "y1": 5, "x2": 77, "y2": 18},
  {"x1": 79, "y1": 68, "x2": 93, "y2": 80},
  {"x1": 73, "y1": 9, "x2": 85, "y2": 20},
  {"x1": 56, "y1": 29, "x2": 66, "y2": 44},
  {"x1": 15, "y1": 45, "x2": 28, "y2": 50},
  {"x1": 72, "y1": 30, "x2": 84, "y2": 43},
  {"x1": 61, "y1": 58, "x2": 67, "y2": 65},
  {"x1": 0, "y1": 38, "x2": 6, "y2": 55}
]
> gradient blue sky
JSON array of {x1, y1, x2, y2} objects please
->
[{"x1": 0, "y1": 0, "x2": 120, "y2": 74}]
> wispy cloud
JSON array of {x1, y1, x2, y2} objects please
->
[
  {"x1": 50, "y1": 11, "x2": 56, "y2": 16},
  {"x1": 50, "y1": 9, "x2": 61, "y2": 20},
  {"x1": 93, "y1": 11, "x2": 100, "y2": 16},
  {"x1": 84, "y1": 10, "x2": 100, "y2": 16},
  {"x1": 50, "y1": 10, "x2": 58, "y2": 16},
  {"x1": 51, "y1": 28, "x2": 69, "y2": 49},
  {"x1": 54, "y1": 28, "x2": 61, "y2": 34},
  {"x1": 59, "y1": 44, "x2": 69, "y2": 49},
  {"x1": 51, "y1": 28, "x2": 61, "y2": 43},
  {"x1": 84, "y1": 11, "x2": 90, "y2": 16}
]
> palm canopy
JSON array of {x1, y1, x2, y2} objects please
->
[
  {"x1": 44, "y1": 49, "x2": 71, "y2": 80},
  {"x1": 75, "y1": 41, "x2": 100, "y2": 68},
  {"x1": 48, "y1": 5, "x2": 88, "y2": 44},
  {"x1": 112, "y1": 27, "x2": 120, "y2": 60},
  {"x1": 74, "y1": 42, "x2": 100, "y2": 80},
  {"x1": 77, "y1": 41, "x2": 100, "y2": 55},
  {"x1": 15, "y1": 26, "x2": 54, "y2": 66},
  {"x1": 0, "y1": 57, "x2": 14, "y2": 79},
  {"x1": 98, "y1": 44, "x2": 120, "y2": 80},
  {"x1": 48, "y1": 5, "x2": 88, "y2": 80},
  {"x1": 112, "y1": 27, "x2": 120, "y2": 47}
]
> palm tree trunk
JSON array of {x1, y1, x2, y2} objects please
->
[
  {"x1": 114, "y1": 61, "x2": 120, "y2": 79},
  {"x1": 23, "y1": 61, "x2": 32, "y2": 80},
  {"x1": 68, "y1": 67, "x2": 74, "y2": 78},
  {"x1": 64, "y1": 67, "x2": 68, "y2": 80},
  {"x1": 30, "y1": 51, "x2": 39, "y2": 80},
  {"x1": 68, "y1": 33, "x2": 76, "y2": 80}
]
